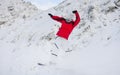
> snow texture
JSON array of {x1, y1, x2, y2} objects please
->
[{"x1": 0, "y1": 0, "x2": 120, "y2": 75}]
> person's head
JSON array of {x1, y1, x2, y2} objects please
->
[
  {"x1": 65, "y1": 18, "x2": 73, "y2": 23},
  {"x1": 63, "y1": 14, "x2": 73, "y2": 22}
]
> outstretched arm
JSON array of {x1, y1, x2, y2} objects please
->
[
  {"x1": 48, "y1": 13, "x2": 64, "y2": 23},
  {"x1": 72, "y1": 10, "x2": 80, "y2": 27}
]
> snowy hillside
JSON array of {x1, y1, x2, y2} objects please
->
[
  {"x1": 0, "y1": 0, "x2": 120, "y2": 75},
  {"x1": 0, "y1": 0, "x2": 38, "y2": 26}
]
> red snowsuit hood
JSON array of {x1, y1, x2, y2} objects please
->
[{"x1": 50, "y1": 11, "x2": 80, "y2": 40}]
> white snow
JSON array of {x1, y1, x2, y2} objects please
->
[
  {"x1": 0, "y1": 0, "x2": 120, "y2": 75},
  {"x1": 24, "y1": 0, "x2": 64, "y2": 10}
]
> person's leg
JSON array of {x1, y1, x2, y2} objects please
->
[{"x1": 55, "y1": 37, "x2": 70, "y2": 51}]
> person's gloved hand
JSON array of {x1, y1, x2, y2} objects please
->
[
  {"x1": 48, "y1": 13, "x2": 53, "y2": 17},
  {"x1": 72, "y1": 10, "x2": 77, "y2": 13}
]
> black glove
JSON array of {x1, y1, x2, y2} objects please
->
[
  {"x1": 48, "y1": 13, "x2": 53, "y2": 17},
  {"x1": 72, "y1": 10, "x2": 77, "y2": 13}
]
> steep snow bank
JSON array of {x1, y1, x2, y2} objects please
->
[
  {"x1": 0, "y1": 0, "x2": 120, "y2": 75},
  {"x1": 0, "y1": 0, "x2": 38, "y2": 25}
]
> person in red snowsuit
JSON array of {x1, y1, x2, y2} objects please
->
[{"x1": 48, "y1": 10, "x2": 80, "y2": 40}]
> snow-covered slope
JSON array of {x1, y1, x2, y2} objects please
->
[
  {"x1": 0, "y1": 0, "x2": 120, "y2": 75},
  {"x1": 0, "y1": 0, "x2": 38, "y2": 26}
]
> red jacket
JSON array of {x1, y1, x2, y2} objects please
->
[{"x1": 51, "y1": 11, "x2": 80, "y2": 40}]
